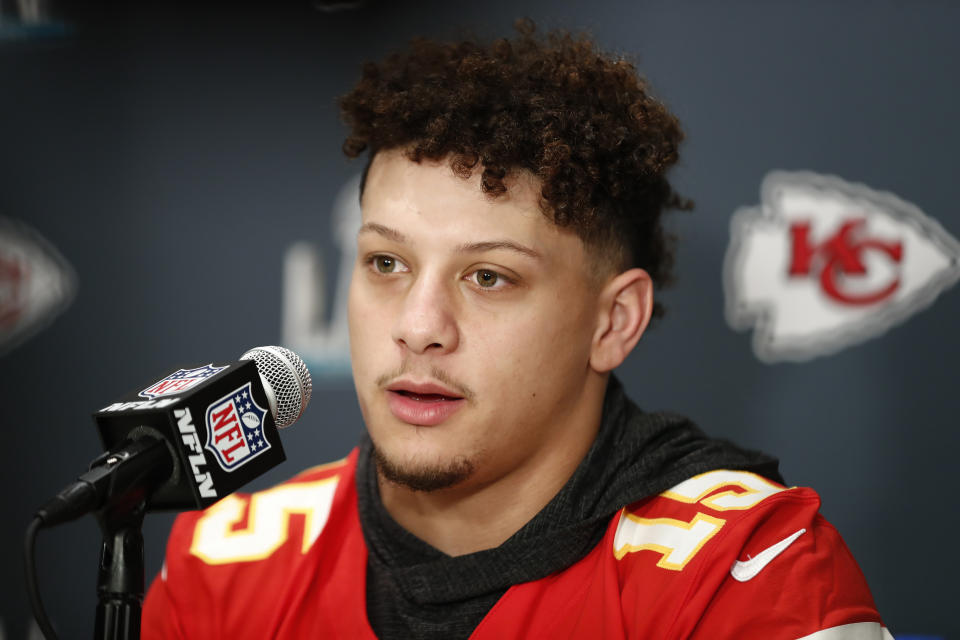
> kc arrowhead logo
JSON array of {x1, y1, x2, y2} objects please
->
[
  {"x1": 0, "y1": 216, "x2": 76, "y2": 355},
  {"x1": 724, "y1": 171, "x2": 960, "y2": 362}
]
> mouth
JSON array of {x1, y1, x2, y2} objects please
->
[
  {"x1": 384, "y1": 381, "x2": 467, "y2": 426},
  {"x1": 392, "y1": 390, "x2": 458, "y2": 401}
]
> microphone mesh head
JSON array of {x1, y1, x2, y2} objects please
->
[{"x1": 240, "y1": 346, "x2": 313, "y2": 428}]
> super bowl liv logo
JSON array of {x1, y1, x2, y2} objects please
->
[{"x1": 281, "y1": 175, "x2": 361, "y2": 383}]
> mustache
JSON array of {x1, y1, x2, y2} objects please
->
[{"x1": 375, "y1": 362, "x2": 475, "y2": 402}]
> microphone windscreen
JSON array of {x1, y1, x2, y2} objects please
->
[{"x1": 240, "y1": 346, "x2": 313, "y2": 428}]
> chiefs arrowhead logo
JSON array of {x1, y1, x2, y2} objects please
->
[
  {"x1": 0, "y1": 217, "x2": 76, "y2": 355},
  {"x1": 724, "y1": 171, "x2": 960, "y2": 362}
]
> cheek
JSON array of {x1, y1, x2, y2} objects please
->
[
  {"x1": 347, "y1": 274, "x2": 365, "y2": 355},
  {"x1": 468, "y1": 299, "x2": 592, "y2": 390},
  {"x1": 348, "y1": 272, "x2": 391, "y2": 370}
]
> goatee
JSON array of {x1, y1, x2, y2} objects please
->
[{"x1": 372, "y1": 444, "x2": 475, "y2": 492}]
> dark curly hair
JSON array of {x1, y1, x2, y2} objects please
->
[{"x1": 339, "y1": 19, "x2": 689, "y2": 318}]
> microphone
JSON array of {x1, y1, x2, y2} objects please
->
[{"x1": 34, "y1": 346, "x2": 312, "y2": 527}]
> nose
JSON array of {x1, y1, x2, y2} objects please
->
[{"x1": 392, "y1": 274, "x2": 460, "y2": 355}]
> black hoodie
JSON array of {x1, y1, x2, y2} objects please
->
[{"x1": 357, "y1": 376, "x2": 782, "y2": 640}]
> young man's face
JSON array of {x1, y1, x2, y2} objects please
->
[{"x1": 348, "y1": 149, "x2": 606, "y2": 492}]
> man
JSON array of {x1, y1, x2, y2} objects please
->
[{"x1": 143, "y1": 21, "x2": 888, "y2": 638}]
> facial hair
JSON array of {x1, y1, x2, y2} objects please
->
[{"x1": 372, "y1": 443, "x2": 476, "y2": 492}]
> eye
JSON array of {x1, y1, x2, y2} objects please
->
[
  {"x1": 368, "y1": 254, "x2": 409, "y2": 274},
  {"x1": 475, "y1": 269, "x2": 499, "y2": 287},
  {"x1": 469, "y1": 268, "x2": 511, "y2": 290}
]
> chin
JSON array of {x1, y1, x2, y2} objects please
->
[{"x1": 372, "y1": 442, "x2": 476, "y2": 493}]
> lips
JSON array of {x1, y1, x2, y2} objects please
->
[{"x1": 385, "y1": 380, "x2": 466, "y2": 426}]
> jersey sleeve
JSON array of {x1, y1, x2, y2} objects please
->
[
  {"x1": 688, "y1": 509, "x2": 888, "y2": 639},
  {"x1": 614, "y1": 470, "x2": 888, "y2": 640},
  {"x1": 142, "y1": 575, "x2": 184, "y2": 639},
  {"x1": 141, "y1": 510, "x2": 207, "y2": 639},
  {"x1": 141, "y1": 456, "x2": 354, "y2": 639}
]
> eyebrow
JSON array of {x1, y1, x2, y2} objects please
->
[
  {"x1": 358, "y1": 222, "x2": 406, "y2": 243},
  {"x1": 358, "y1": 223, "x2": 541, "y2": 260},
  {"x1": 455, "y1": 240, "x2": 541, "y2": 260}
]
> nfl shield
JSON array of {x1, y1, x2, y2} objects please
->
[
  {"x1": 204, "y1": 381, "x2": 271, "y2": 471},
  {"x1": 139, "y1": 364, "x2": 228, "y2": 399}
]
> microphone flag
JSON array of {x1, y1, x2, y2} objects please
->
[{"x1": 94, "y1": 359, "x2": 285, "y2": 511}]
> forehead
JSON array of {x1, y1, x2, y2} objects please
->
[{"x1": 360, "y1": 150, "x2": 569, "y2": 251}]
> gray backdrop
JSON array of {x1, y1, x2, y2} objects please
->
[{"x1": 1, "y1": 2, "x2": 956, "y2": 638}]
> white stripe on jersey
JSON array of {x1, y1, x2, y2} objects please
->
[{"x1": 796, "y1": 622, "x2": 894, "y2": 640}]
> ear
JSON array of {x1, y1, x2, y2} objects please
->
[{"x1": 589, "y1": 268, "x2": 653, "y2": 372}]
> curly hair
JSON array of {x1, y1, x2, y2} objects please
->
[{"x1": 339, "y1": 19, "x2": 689, "y2": 318}]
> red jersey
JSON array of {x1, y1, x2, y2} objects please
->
[{"x1": 143, "y1": 449, "x2": 889, "y2": 639}]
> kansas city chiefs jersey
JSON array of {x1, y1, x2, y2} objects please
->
[{"x1": 143, "y1": 449, "x2": 889, "y2": 639}]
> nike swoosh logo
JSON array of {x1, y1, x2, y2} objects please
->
[{"x1": 730, "y1": 527, "x2": 807, "y2": 582}]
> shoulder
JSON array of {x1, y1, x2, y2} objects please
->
[
  {"x1": 167, "y1": 452, "x2": 355, "y2": 567},
  {"x1": 614, "y1": 469, "x2": 813, "y2": 568},
  {"x1": 610, "y1": 469, "x2": 889, "y2": 639},
  {"x1": 142, "y1": 451, "x2": 360, "y2": 637},
  {"x1": 183, "y1": 453, "x2": 355, "y2": 564}
]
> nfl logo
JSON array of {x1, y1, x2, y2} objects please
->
[
  {"x1": 204, "y1": 381, "x2": 270, "y2": 471},
  {"x1": 139, "y1": 364, "x2": 228, "y2": 399}
]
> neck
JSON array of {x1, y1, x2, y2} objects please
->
[{"x1": 377, "y1": 374, "x2": 608, "y2": 557}]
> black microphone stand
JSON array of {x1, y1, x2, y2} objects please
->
[
  {"x1": 89, "y1": 437, "x2": 172, "y2": 640},
  {"x1": 94, "y1": 499, "x2": 147, "y2": 639}
]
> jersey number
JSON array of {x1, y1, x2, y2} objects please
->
[
  {"x1": 613, "y1": 470, "x2": 785, "y2": 570},
  {"x1": 190, "y1": 477, "x2": 339, "y2": 565}
]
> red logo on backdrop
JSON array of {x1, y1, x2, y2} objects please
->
[
  {"x1": 724, "y1": 171, "x2": 960, "y2": 362},
  {"x1": 0, "y1": 217, "x2": 75, "y2": 354},
  {"x1": 788, "y1": 218, "x2": 903, "y2": 306},
  {"x1": 0, "y1": 254, "x2": 27, "y2": 328}
]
